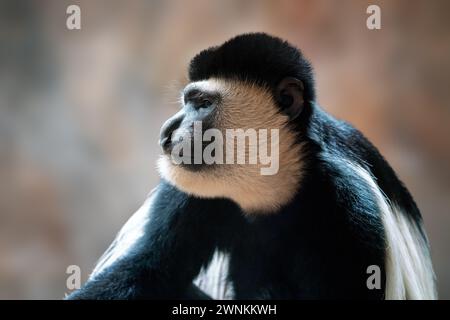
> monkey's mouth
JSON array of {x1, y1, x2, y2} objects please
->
[
  {"x1": 159, "y1": 129, "x2": 190, "y2": 155},
  {"x1": 161, "y1": 136, "x2": 219, "y2": 172}
]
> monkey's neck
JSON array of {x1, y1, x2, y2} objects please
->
[{"x1": 223, "y1": 144, "x2": 305, "y2": 214}]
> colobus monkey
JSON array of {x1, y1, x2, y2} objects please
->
[{"x1": 68, "y1": 33, "x2": 437, "y2": 300}]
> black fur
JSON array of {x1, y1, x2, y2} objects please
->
[
  {"x1": 189, "y1": 33, "x2": 315, "y2": 108},
  {"x1": 68, "y1": 33, "x2": 427, "y2": 300}
]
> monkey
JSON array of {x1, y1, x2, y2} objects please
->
[{"x1": 67, "y1": 33, "x2": 437, "y2": 300}]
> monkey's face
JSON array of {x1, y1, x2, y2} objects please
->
[
  {"x1": 157, "y1": 33, "x2": 315, "y2": 213},
  {"x1": 157, "y1": 77, "x2": 305, "y2": 213}
]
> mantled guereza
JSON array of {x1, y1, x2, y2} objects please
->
[{"x1": 68, "y1": 33, "x2": 437, "y2": 300}]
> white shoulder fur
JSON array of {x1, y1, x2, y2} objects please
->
[
  {"x1": 350, "y1": 163, "x2": 437, "y2": 299},
  {"x1": 90, "y1": 189, "x2": 157, "y2": 278},
  {"x1": 193, "y1": 250, "x2": 235, "y2": 300}
]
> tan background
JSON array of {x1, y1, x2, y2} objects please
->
[{"x1": 0, "y1": 0, "x2": 449, "y2": 299}]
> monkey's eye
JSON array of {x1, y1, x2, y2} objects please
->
[
  {"x1": 184, "y1": 88, "x2": 219, "y2": 109},
  {"x1": 201, "y1": 99, "x2": 213, "y2": 108}
]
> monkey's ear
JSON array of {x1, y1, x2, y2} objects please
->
[{"x1": 276, "y1": 77, "x2": 304, "y2": 120}]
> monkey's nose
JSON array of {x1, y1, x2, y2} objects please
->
[
  {"x1": 159, "y1": 112, "x2": 184, "y2": 154},
  {"x1": 159, "y1": 136, "x2": 172, "y2": 153}
]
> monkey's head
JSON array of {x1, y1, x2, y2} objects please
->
[{"x1": 157, "y1": 33, "x2": 315, "y2": 213}]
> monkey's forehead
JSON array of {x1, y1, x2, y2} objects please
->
[
  {"x1": 188, "y1": 33, "x2": 315, "y2": 101},
  {"x1": 181, "y1": 78, "x2": 271, "y2": 100}
]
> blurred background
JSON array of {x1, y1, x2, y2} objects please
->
[{"x1": 0, "y1": 0, "x2": 449, "y2": 299}]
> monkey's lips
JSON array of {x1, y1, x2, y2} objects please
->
[{"x1": 161, "y1": 141, "x2": 219, "y2": 173}]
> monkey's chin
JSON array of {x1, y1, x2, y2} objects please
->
[
  {"x1": 157, "y1": 155, "x2": 224, "y2": 199},
  {"x1": 157, "y1": 155, "x2": 300, "y2": 215}
]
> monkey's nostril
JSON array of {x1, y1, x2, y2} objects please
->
[
  {"x1": 159, "y1": 112, "x2": 185, "y2": 153},
  {"x1": 159, "y1": 136, "x2": 172, "y2": 153}
]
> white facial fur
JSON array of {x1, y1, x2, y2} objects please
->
[{"x1": 158, "y1": 78, "x2": 304, "y2": 214}]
